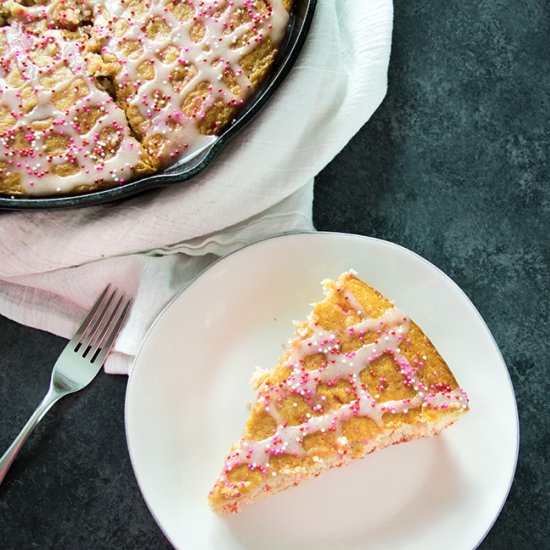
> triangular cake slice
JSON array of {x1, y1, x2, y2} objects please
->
[{"x1": 209, "y1": 271, "x2": 469, "y2": 513}]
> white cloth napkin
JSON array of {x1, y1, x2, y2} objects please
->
[{"x1": 0, "y1": 0, "x2": 393, "y2": 374}]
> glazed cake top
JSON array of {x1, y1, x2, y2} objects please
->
[
  {"x1": 0, "y1": 23, "x2": 145, "y2": 195},
  {"x1": 94, "y1": 0, "x2": 291, "y2": 163},
  {"x1": 0, "y1": 0, "x2": 291, "y2": 195}
]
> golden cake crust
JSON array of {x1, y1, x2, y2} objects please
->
[{"x1": 208, "y1": 272, "x2": 469, "y2": 513}]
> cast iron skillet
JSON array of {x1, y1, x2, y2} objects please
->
[{"x1": 0, "y1": 0, "x2": 317, "y2": 210}]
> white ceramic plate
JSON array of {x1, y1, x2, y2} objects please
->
[{"x1": 126, "y1": 233, "x2": 519, "y2": 550}]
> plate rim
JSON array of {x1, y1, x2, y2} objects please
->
[{"x1": 125, "y1": 231, "x2": 520, "y2": 549}]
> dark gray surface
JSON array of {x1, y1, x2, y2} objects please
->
[{"x1": 1, "y1": 1, "x2": 548, "y2": 548}]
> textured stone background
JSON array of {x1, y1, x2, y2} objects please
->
[{"x1": 0, "y1": 0, "x2": 548, "y2": 548}]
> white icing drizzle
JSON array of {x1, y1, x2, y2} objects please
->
[
  {"x1": 221, "y1": 288, "x2": 469, "y2": 477},
  {"x1": 284, "y1": 307, "x2": 410, "y2": 396},
  {"x1": 96, "y1": 0, "x2": 290, "y2": 164},
  {"x1": 350, "y1": 304, "x2": 406, "y2": 334},
  {"x1": 0, "y1": 24, "x2": 143, "y2": 194},
  {"x1": 227, "y1": 388, "x2": 468, "y2": 470},
  {"x1": 343, "y1": 289, "x2": 363, "y2": 313}
]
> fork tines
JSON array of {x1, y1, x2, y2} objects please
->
[{"x1": 71, "y1": 285, "x2": 132, "y2": 366}]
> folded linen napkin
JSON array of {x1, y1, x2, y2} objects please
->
[{"x1": 0, "y1": 0, "x2": 393, "y2": 374}]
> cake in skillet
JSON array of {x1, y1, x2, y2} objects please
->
[
  {"x1": 93, "y1": 0, "x2": 293, "y2": 169},
  {"x1": 0, "y1": 23, "x2": 152, "y2": 196},
  {"x1": 208, "y1": 271, "x2": 469, "y2": 513},
  {"x1": 0, "y1": 0, "x2": 293, "y2": 196}
]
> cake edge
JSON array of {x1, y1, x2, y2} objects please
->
[{"x1": 208, "y1": 407, "x2": 467, "y2": 514}]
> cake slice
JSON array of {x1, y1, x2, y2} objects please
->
[{"x1": 208, "y1": 271, "x2": 469, "y2": 513}]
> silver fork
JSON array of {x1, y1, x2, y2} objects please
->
[{"x1": 0, "y1": 285, "x2": 132, "y2": 485}]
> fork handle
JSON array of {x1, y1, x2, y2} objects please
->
[{"x1": 0, "y1": 386, "x2": 63, "y2": 485}]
